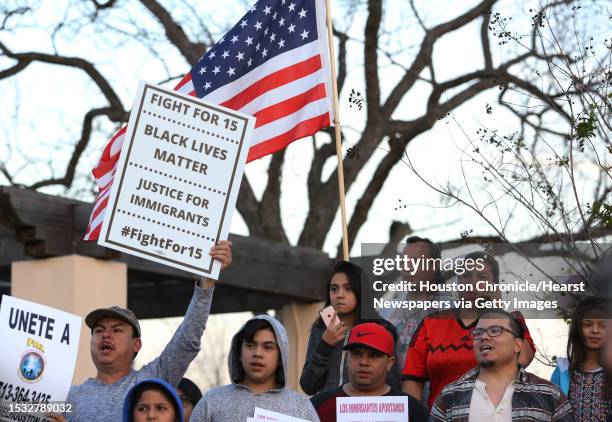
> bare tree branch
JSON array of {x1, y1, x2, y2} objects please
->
[
  {"x1": 2, "y1": 0, "x2": 604, "y2": 260},
  {"x1": 0, "y1": 6, "x2": 30, "y2": 31},
  {"x1": 0, "y1": 164, "x2": 16, "y2": 185},
  {"x1": 260, "y1": 149, "x2": 288, "y2": 242},
  {"x1": 0, "y1": 60, "x2": 29, "y2": 79},
  {"x1": 382, "y1": 0, "x2": 497, "y2": 118},
  {"x1": 28, "y1": 107, "x2": 126, "y2": 189},
  {"x1": 444, "y1": 228, "x2": 612, "y2": 247},
  {"x1": 236, "y1": 178, "x2": 262, "y2": 236},
  {"x1": 364, "y1": 0, "x2": 382, "y2": 121},
  {"x1": 338, "y1": 141, "x2": 404, "y2": 257},
  {"x1": 334, "y1": 28, "x2": 348, "y2": 94},
  {"x1": 0, "y1": 41, "x2": 124, "y2": 112},
  {"x1": 139, "y1": 0, "x2": 206, "y2": 65},
  {"x1": 299, "y1": 0, "x2": 517, "y2": 250},
  {"x1": 91, "y1": 0, "x2": 117, "y2": 9},
  {"x1": 481, "y1": 7, "x2": 493, "y2": 69},
  {"x1": 409, "y1": 0, "x2": 427, "y2": 32}
]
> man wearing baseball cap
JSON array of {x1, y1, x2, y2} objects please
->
[
  {"x1": 46, "y1": 241, "x2": 232, "y2": 422},
  {"x1": 310, "y1": 321, "x2": 427, "y2": 422}
]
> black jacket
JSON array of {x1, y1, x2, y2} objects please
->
[{"x1": 299, "y1": 323, "x2": 402, "y2": 395}]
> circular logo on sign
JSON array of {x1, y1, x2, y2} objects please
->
[{"x1": 18, "y1": 350, "x2": 45, "y2": 383}]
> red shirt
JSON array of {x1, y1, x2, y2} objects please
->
[{"x1": 402, "y1": 311, "x2": 535, "y2": 408}]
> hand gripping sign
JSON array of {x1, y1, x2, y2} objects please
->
[
  {"x1": 0, "y1": 296, "x2": 81, "y2": 421},
  {"x1": 99, "y1": 82, "x2": 255, "y2": 278}
]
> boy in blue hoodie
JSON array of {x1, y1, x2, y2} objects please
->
[{"x1": 191, "y1": 315, "x2": 319, "y2": 421}]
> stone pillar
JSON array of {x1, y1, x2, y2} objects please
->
[
  {"x1": 11, "y1": 255, "x2": 127, "y2": 385},
  {"x1": 282, "y1": 301, "x2": 324, "y2": 393}
]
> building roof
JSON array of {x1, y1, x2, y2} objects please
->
[{"x1": 0, "y1": 186, "x2": 331, "y2": 317}]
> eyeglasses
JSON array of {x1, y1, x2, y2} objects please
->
[{"x1": 471, "y1": 325, "x2": 518, "y2": 340}]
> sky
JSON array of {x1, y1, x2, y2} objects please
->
[{"x1": 1, "y1": 0, "x2": 610, "y2": 389}]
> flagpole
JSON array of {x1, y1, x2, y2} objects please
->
[{"x1": 323, "y1": 0, "x2": 350, "y2": 261}]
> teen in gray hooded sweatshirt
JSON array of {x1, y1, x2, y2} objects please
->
[{"x1": 190, "y1": 315, "x2": 319, "y2": 421}]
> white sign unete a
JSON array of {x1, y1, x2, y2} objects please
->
[
  {"x1": 99, "y1": 81, "x2": 255, "y2": 278},
  {"x1": 0, "y1": 296, "x2": 81, "y2": 421}
]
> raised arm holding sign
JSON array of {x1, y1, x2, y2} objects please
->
[{"x1": 43, "y1": 242, "x2": 232, "y2": 422}]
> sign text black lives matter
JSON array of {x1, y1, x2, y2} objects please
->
[{"x1": 99, "y1": 82, "x2": 255, "y2": 278}]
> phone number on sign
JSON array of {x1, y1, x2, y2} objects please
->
[
  {"x1": 8, "y1": 402, "x2": 72, "y2": 414},
  {"x1": 0, "y1": 381, "x2": 51, "y2": 404}
]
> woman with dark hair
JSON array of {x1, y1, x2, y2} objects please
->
[
  {"x1": 123, "y1": 378, "x2": 183, "y2": 422},
  {"x1": 301, "y1": 260, "x2": 398, "y2": 395},
  {"x1": 599, "y1": 336, "x2": 612, "y2": 421},
  {"x1": 177, "y1": 378, "x2": 202, "y2": 421},
  {"x1": 551, "y1": 297, "x2": 610, "y2": 421},
  {"x1": 299, "y1": 261, "x2": 361, "y2": 395}
]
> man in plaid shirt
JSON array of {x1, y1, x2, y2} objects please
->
[{"x1": 430, "y1": 310, "x2": 574, "y2": 422}]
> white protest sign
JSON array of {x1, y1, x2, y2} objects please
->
[
  {"x1": 0, "y1": 296, "x2": 81, "y2": 421},
  {"x1": 336, "y1": 396, "x2": 409, "y2": 422},
  {"x1": 98, "y1": 81, "x2": 255, "y2": 278},
  {"x1": 253, "y1": 407, "x2": 310, "y2": 422}
]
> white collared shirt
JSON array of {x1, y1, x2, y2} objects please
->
[{"x1": 468, "y1": 379, "x2": 515, "y2": 422}]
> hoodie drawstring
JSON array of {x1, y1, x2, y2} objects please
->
[{"x1": 338, "y1": 331, "x2": 350, "y2": 387}]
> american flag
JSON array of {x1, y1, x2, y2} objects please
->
[{"x1": 84, "y1": 0, "x2": 333, "y2": 241}]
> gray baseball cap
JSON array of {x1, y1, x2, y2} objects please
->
[{"x1": 85, "y1": 306, "x2": 141, "y2": 338}]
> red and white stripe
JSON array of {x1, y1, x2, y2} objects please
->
[
  {"x1": 173, "y1": 40, "x2": 332, "y2": 161},
  {"x1": 209, "y1": 40, "x2": 331, "y2": 161},
  {"x1": 84, "y1": 16, "x2": 333, "y2": 242}
]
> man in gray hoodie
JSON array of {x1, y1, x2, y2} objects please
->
[
  {"x1": 46, "y1": 241, "x2": 232, "y2": 422},
  {"x1": 190, "y1": 315, "x2": 319, "y2": 421}
]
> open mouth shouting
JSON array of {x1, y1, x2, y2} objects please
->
[
  {"x1": 99, "y1": 341, "x2": 115, "y2": 354},
  {"x1": 478, "y1": 343, "x2": 494, "y2": 355}
]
